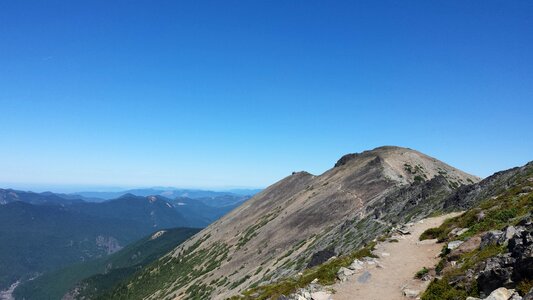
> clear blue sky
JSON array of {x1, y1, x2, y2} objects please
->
[{"x1": 0, "y1": 1, "x2": 532, "y2": 191}]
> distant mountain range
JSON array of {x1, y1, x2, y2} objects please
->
[
  {"x1": 72, "y1": 188, "x2": 261, "y2": 203},
  {"x1": 0, "y1": 187, "x2": 253, "y2": 294}
]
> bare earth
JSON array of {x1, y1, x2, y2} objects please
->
[{"x1": 332, "y1": 213, "x2": 461, "y2": 300}]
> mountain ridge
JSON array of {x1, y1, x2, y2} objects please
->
[{"x1": 103, "y1": 146, "x2": 480, "y2": 299}]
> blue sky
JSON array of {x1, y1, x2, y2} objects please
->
[{"x1": 0, "y1": 1, "x2": 532, "y2": 191}]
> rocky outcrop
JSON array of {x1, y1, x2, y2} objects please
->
[
  {"x1": 444, "y1": 163, "x2": 533, "y2": 210},
  {"x1": 95, "y1": 236, "x2": 122, "y2": 255},
  {"x1": 307, "y1": 248, "x2": 336, "y2": 268},
  {"x1": 477, "y1": 221, "x2": 533, "y2": 295},
  {"x1": 438, "y1": 215, "x2": 533, "y2": 298},
  {"x1": 334, "y1": 153, "x2": 361, "y2": 168}
]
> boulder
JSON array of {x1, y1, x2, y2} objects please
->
[
  {"x1": 402, "y1": 288, "x2": 420, "y2": 298},
  {"x1": 449, "y1": 235, "x2": 482, "y2": 260},
  {"x1": 485, "y1": 287, "x2": 515, "y2": 300},
  {"x1": 477, "y1": 254, "x2": 516, "y2": 296},
  {"x1": 448, "y1": 240, "x2": 464, "y2": 250},
  {"x1": 362, "y1": 257, "x2": 378, "y2": 264},
  {"x1": 505, "y1": 226, "x2": 518, "y2": 240},
  {"x1": 348, "y1": 259, "x2": 364, "y2": 271},
  {"x1": 510, "y1": 291, "x2": 523, "y2": 300},
  {"x1": 337, "y1": 267, "x2": 355, "y2": 281},
  {"x1": 397, "y1": 228, "x2": 411, "y2": 235},
  {"x1": 511, "y1": 242, "x2": 533, "y2": 283},
  {"x1": 481, "y1": 231, "x2": 505, "y2": 249},
  {"x1": 310, "y1": 291, "x2": 332, "y2": 300}
]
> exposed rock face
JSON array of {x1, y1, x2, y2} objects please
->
[
  {"x1": 334, "y1": 153, "x2": 361, "y2": 168},
  {"x1": 106, "y1": 146, "x2": 480, "y2": 299},
  {"x1": 444, "y1": 163, "x2": 533, "y2": 210},
  {"x1": 307, "y1": 248, "x2": 336, "y2": 268},
  {"x1": 481, "y1": 231, "x2": 506, "y2": 250},
  {"x1": 478, "y1": 254, "x2": 516, "y2": 295},
  {"x1": 95, "y1": 236, "x2": 122, "y2": 255},
  {"x1": 474, "y1": 219, "x2": 533, "y2": 296},
  {"x1": 509, "y1": 221, "x2": 533, "y2": 284}
]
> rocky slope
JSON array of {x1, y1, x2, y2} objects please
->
[
  {"x1": 103, "y1": 146, "x2": 479, "y2": 299},
  {"x1": 418, "y1": 161, "x2": 533, "y2": 300}
]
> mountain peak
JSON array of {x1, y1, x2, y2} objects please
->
[
  {"x1": 334, "y1": 146, "x2": 411, "y2": 168},
  {"x1": 110, "y1": 146, "x2": 483, "y2": 299}
]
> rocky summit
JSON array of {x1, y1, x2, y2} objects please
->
[{"x1": 103, "y1": 146, "x2": 480, "y2": 299}]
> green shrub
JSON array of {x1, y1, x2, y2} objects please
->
[
  {"x1": 415, "y1": 267, "x2": 429, "y2": 279},
  {"x1": 420, "y1": 227, "x2": 445, "y2": 241},
  {"x1": 421, "y1": 279, "x2": 469, "y2": 300}
]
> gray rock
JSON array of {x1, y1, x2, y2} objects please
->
[
  {"x1": 357, "y1": 271, "x2": 372, "y2": 283},
  {"x1": 337, "y1": 267, "x2": 355, "y2": 281},
  {"x1": 397, "y1": 228, "x2": 411, "y2": 235},
  {"x1": 310, "y1": 291, "x2": 332, "y2": 300},
  {"x1": 510, "y1": 291, "x2": 523, "y2": 300},
  {"x1": 362, "y1": 257, "x2": 378, "y2": 264},
  {"x1": 402, "y1": 288, "x2": 420, "y2": 298},
  {"x1": 505, "y1": 226, "x2": 517, "y2": 240},
  {"x1": 477, "y1": 254, "x2": 516, "y2": 296},
  {"x1": 447, "y1": 240, "x2": 464, "y2": 250},
  {"x1": 481, "y1": 230, "x2": 505, "y2": 249},
  {"x1": 485, "y1": 287, "x2": 515, "y2": 300},
  {"x1": 348, "y1": 259, "x2": 364, "y2": 271}
]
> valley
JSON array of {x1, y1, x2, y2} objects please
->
[{"x1": 0, "y1": 188, "x2": 254, "y2": 299}]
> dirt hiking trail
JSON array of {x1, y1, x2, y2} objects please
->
[{"x1": 332, "y1": 213, "x2": 461, "y2": 300}]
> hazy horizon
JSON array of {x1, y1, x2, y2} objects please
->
[{"x1": 0, "y1": 182, "x2": 264, "y2": 194}]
